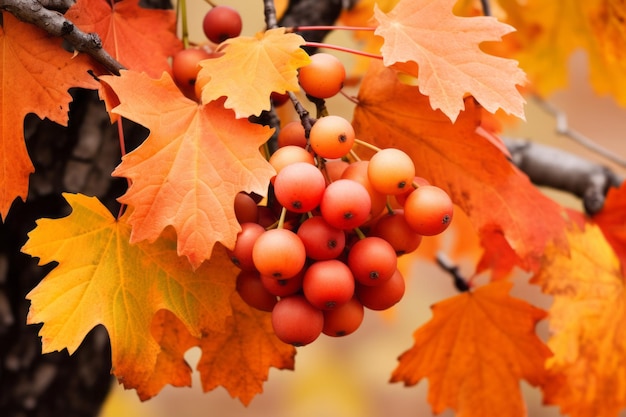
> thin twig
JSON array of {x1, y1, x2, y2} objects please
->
[
  {"x1": 0, "y1": 0, "x2": 125, "y2": 75},
  {"x1": 263, "y1": 0, "x2": 279, "y2": 30},
  {"x1": 533, "y1": 96, "x2": 626, "y2": 169},
  {"x1": 479, "y1": 0, "x2": 491, "y2": 16},
  {"x1": 436, "y1": 252, "x2": 470, "y2": 292}
]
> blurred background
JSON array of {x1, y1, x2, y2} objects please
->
[{"x1": 99, "y1": 1, "x2": 626, "y2": 416}]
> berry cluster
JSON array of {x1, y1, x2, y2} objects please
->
[
  {"x1": 171, "y1": 5, "x2": 242, "y2": 99},
  {"x1": 230, "y1": 112, "x2": 453, "y2": 346}
]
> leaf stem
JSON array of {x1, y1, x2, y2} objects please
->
[
  {"x1": 178, "y1": 0, "x2": 190, "y2": 49},
  {"x1": 292, "y1": 25, "x2": 376, "y2": 32},
  {"x1": 354, "y1": 138, "x2": 381, "y2": 153},
  {"x1": 277, "y1": 206, "x2": 288, "y2": 229},
  {"x1": 353, "y1": 227, "x2": 366, "y2": 240},
  {"x1": 304, "y1": 42, "x2": 384, "y2": 60}
]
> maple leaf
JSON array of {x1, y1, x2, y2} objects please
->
[
  {"x1": 197, "y1": 292, "x2": 296, "y2": 404},
  {"x1": 531, "y1": 224, "x2": 626, "y2": 417},
  {"x1": 197, "y1": 28, "x2": 310, "y2": 118},
  {"x1": 100, "y1": 70, "x2": 276, "y2": 268},
  {"x1": 22, "y1": 193, "x2": 236, "y2": 397},
  {"x1": 592, "y1": 182, "x2": 626, "y2": 276},
  {"x1": 0, "y1": 12, "x2": 98, "y2": 220},
  {"x1": 373, "y1": 0, "x2": 527, "y2": 122},
  {"x1": 498, "y1": 0, "x2": 626, "y2": 105},
  {"x1": 353, "y1": 61, "x2": 568, "y2": 273},
  {"x1": 65, "y1": 0, "x2": 182, "y2": 78},
  {"x1": 391, "y1": 280, "x2": 551, "y2": 417}
]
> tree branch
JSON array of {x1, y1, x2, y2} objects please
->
[
  {"x1": 505, "y1": 137, "x2": 624, "y2": 215},
  {"x1": 0, "y1": 0, "x2": 125, "y2": 75}
]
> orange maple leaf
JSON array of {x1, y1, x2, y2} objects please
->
[
  {"x1": 592, "y1": 182, "x2": 626, "y2": 276},
  {"x1": 0, "y1": 13, "x2": 98, "y2": 220},
  {"x1": 391, "y1": 280, "x2": 551, "y2": 417},
  {"x1": 100, "y1": 70, "x2": 275, "y2": 268},
  {"x1": 373, "y1": 0, "x2": 527, "y2": 122},
  {"x1": 197, "y1": 28, "x2": 311, "y2": 118},
  {"x1": 198, "y1": 293, "x2": 296, "y2": 404},
  {"x1": 353, "y1": 61, "x2": 568, "y2": 273},
  {"x1": 532, "y1": 224, "x2": 626, "y2": 417},
  {"x1": 65, "y1": 0, "x2": 182, "y2": 78},
  {"x1": 22, "y1": 193, "x2": 236, "y2": 397}
]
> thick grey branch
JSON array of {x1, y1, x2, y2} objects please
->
[
  {"x1": 505, "y1": 137, "x2": 624, "y2": 215},
  {"x1": 0, "y1": 0, "x2": 125, "y2": 75}
]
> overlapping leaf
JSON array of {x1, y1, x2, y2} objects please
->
[
  {"x1": 66, "y1": 0, "x2": 182, "y2": 77},
  {"x1": 592, "y1": 182, "x2": 626, "y2": 275},
  {"x1": 198, "y1": 293, "x2": 296, "y2": 404},
  {"x1": 0, "y1": 13, "x2": 98, "y2": 220},
  {"x1": 100, "y1": 70, "x2": 276, "y2": 268},
  {"x1": 498, "y1": 0, "x2": 626, "y2": 105},
  {"x1": 532, "y1": 224, "x2": 626, "y2": 417},
  {"x1": 353, "y1": 61, "x2": 568, "y2": 273},
  {"x1": 373, "y1": 0, "x2": 526, "y2": 121},
  {"x1": 391, "y1": 280, "x2": 551, "y2": 417},
  {"x1": 22, "y1": 193, "x2": 235, "y2": 397},
  {"x1": 197, "y1": 28, "x2": 310, "y2": 118}
]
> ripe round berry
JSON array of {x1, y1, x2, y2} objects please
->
[
  {"x1": 172, "y1": 47, "x2": 212, "y2": 98},
  {"x1": 277, "y1": 121, "x2": 307, "y2": 148},
  {"x1": 404, "y1": 185, "x2": 454, "y2": 236},
  {"x1": 309, "y1": 115, "x2": 355, "y2": 159},
  {"x1": 371, "y1": 209, "x2": 422, "y2": 255},
  {"x1": 298, "y1": 53, "x2": 346, "y2": 99},
  {"x1": 236, "y1": 270, "x2": 277, "y2": 312},
  {"x1": 347, "y1": 237, "x2": 397, "y2": 286},
  {"x1": 297, "y1": 215, "x2": 346, "y2": 260},
  {"x1": 202, "y1": 5, "x2": 243, "y2": 44},
  {"x1": 320, "y1": 179, "x2": 372, "y2": 230},
  {"x1": 268, "y1": 145, "x2": 315, "y2": 176},
  {"x1": 252, "y1": 228, "x2": 306, "y2": 279},
  {"x1": 273, "y1": 162, "x2": 326, "y2": 213},
  {"x1": 302, "y1": 260, "x2": 355, "y2": 310},
  {"x1": 272, "y1": 295, "x2": 324, "y2": 346},
  {"x1": 367, "y1": 148, "x2": 416, "y2": 195},
  {"x1": 227, "y1": 222, "x2": 265, "y2": 270},
  {"x1": 341, "y1": 160, "x2": 387, "y2": 218},
  {"x1": 322, "y1": 297, "x2": 365, "y2": 337},
  {"x1": 356, "y1": 269, "x2": 405, "y2": 311}
]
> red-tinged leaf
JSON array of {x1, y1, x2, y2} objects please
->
[
  {"x1": 197, "y1": 293, "x2": 296, "y2": 405},
  {"x1": 0, "y1": 13, "x2": 98, "y2": 219},
  {"x1": 352, "y1": 61, "x2": 568, "y2": 273},
  {"x1": 391, "y1": 280, "x2": 551, "y2": 417},
  {"x1": 100, "y1": 70, "x2": 275, "y2": 268},
  {"x1": 532, "y1": 224, "x2": 626, "y2": 417},
  {"x1": 198, "y1": 28, "x2": 311, "y2": 118},
  {"x1": 373, "y1": 0, "x2": 526, "y2": 122},
  {"x1": 592, "y1": 183, "x2": 626, "y2": 275},
  {"x1": 66, "y1": 0, "x2": 182, "y2": 78},
  {"x1": 22, "y1": 193, "x2": 236, "y2": 397}
]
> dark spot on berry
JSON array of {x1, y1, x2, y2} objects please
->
[
  {"x1": 277, "y1": 279, "x2": 288, "y2": 287},
  {"x1": 369, "y1": 271, "x2": 380, "y2": 280},
  {"x1": 325, "y1": 301, "x2": 337, "y2": 309},
  {"x1": 343, "y1": 212, "x2": 354, "y2": 220},
  {"x1": 327, "y1": 239, "x2": 337, "y2": 249},
  {"x1": 442, "y1": 214, "x2": 451, "y2": 225},
  {"x1": 272, "y1": 271, "x2": 283, "y2": 278},
  {"x1": 338, "y1": 134, "x2": 347, "y2": 143},
  {"x1": 398, "y1": 181, "x2": 406, "y2": 189},
  {"x1": 230, "y1": 257, "x2": 241, "y2": 267},
  {"x1": 335, "y1": 330, "x2": 347, "y2": 336},
  {"x1": 292, "y1": 201, "x2": 302, "y2": 210}
]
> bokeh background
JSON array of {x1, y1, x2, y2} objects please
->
[{"x1": 98, "y1": 1, "x2": 626, "y2": 416}]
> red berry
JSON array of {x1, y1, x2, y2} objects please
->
[
  {"x1": 271, "y1": 295, "x2": 324, "y2": 346},
  {"x1": 202, "y1": 6, "x2": 243, "y2": 44},
  {"x1": 252, "y1": 228, "x2": 306, "y2": 279},
  {"x1": 404, "y1": 185, "x2": 454, "y2": 236},
  {"x1": 302, "y1": 260, "x2": 355, "y2": 310},
  {"x1": 298, "y1": 53, "x2": 346, "y2": 99}
]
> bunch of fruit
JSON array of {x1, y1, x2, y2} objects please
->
[
  {"x1": 171, "y1": 5, "x2": 454, "y2": 347},
  {"x1": 231, "y1": 111, "x2": 453, "y2": 346}
]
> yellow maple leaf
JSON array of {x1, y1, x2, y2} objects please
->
[
  {"x1": 373, "y1": 0, "x2": 527, "y2": 122},
  {"x1": 391, "y1": 280, "x2": 551, "y2": 417},
  {"x1": 22, "y1": 193, "x2": 236, "y2": 397},
  {"x1": 197, "y1": 28, "x2": 311, "y2": 118},
  {"x1": 532, "y1": 224, "x2": 626, "y2": 417}
]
